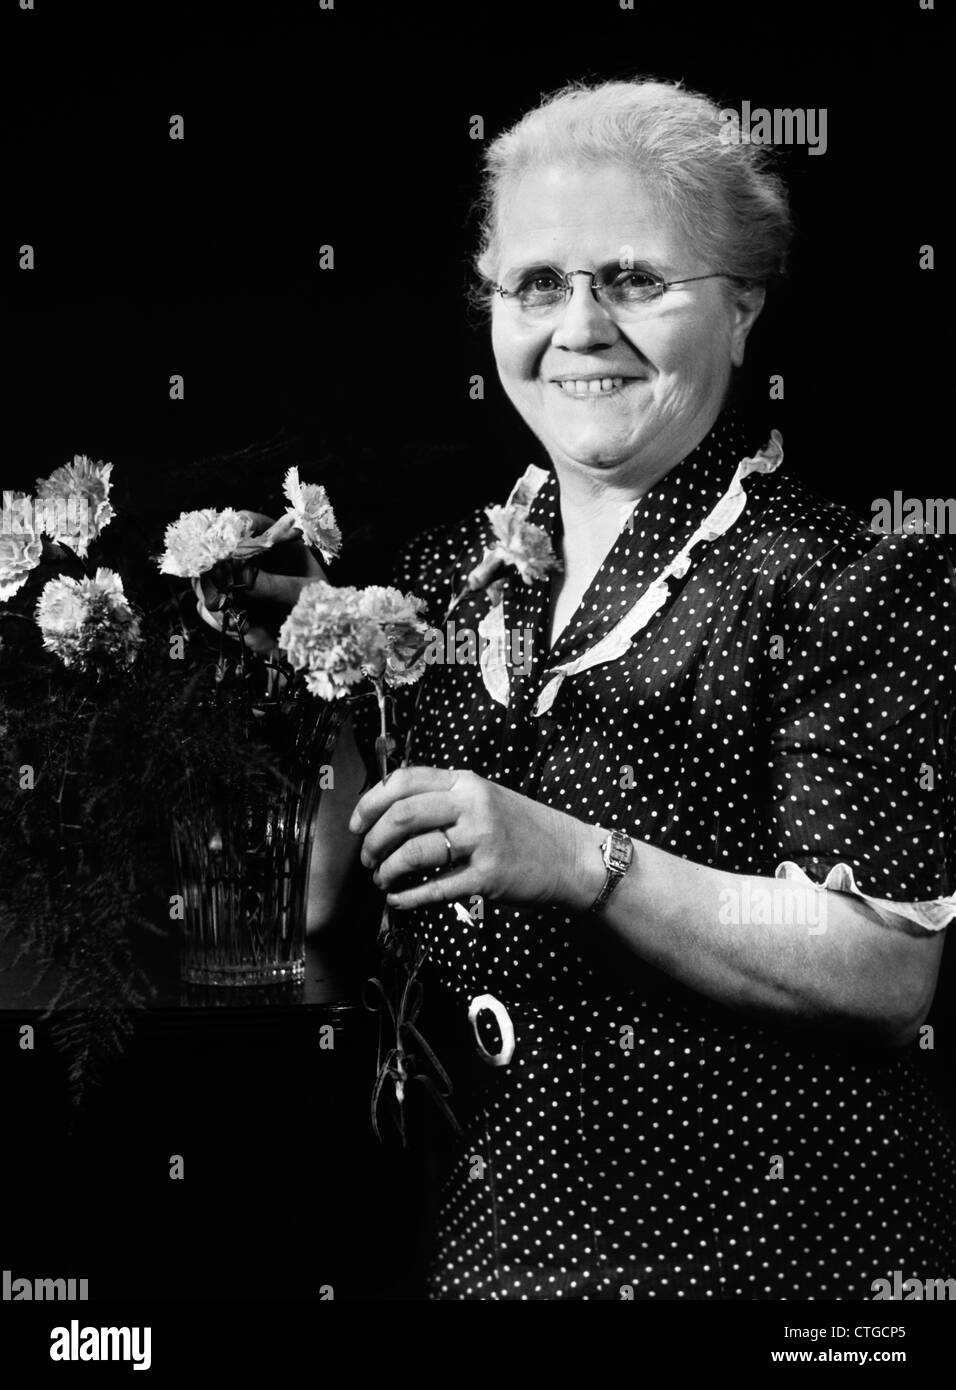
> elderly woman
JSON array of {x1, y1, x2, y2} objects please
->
[{"x1": 311, "y1": 79, "x2": 956, "y2": 1300}]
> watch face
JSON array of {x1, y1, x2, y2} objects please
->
[{"x1": 606, "y1": 833, "x2": 632, "y2": 872}]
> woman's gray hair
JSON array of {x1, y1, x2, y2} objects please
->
[{"x1": 475, "y1": 78, "x2": 793, "y2": 290}]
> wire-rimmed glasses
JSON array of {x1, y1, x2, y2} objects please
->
[{"x1": 492, "y1": 265, "x2": 733, "y2": 320}]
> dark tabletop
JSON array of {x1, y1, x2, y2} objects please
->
[{"x1": 0, "y1": 925, "x2": 433, "y2": 1300}]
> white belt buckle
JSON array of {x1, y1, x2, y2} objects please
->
[{"x1": 468, "y1": 993, "x2": 516, "y2": 1068}]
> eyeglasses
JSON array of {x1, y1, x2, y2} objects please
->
[{"x1": 492, "y1": 266, "x2": 732, "y2": 320}]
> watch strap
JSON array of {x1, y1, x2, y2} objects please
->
[{"x1": 589, "y1": 830, "x2": 633, "y2": 912}]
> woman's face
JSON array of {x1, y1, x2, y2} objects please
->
[{"x1": 490, "y1": 162, "x2": 763, "y2": 488}]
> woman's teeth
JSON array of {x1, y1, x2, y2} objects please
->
[{"x1": 556, "y1": 377, "x2": 627, "y2": 396}]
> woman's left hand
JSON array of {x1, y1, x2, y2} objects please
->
[
  {"x1": 348, "y1": 766, "x2": 593, "y2": 912},
  {"x1": 192, "y1": 510, "x2": 328, "y2": 656}
]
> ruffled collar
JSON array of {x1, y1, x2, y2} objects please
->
[{"x1": 479, "y1": 411, "x2": 783, "y2": 716}]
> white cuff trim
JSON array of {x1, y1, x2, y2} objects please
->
[{"x1": 775, "y1": 860, "x2": 955, "y2": 931}]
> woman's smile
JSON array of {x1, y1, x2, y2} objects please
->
[{"x1": 550, "y1": 374, "x2": 645, "y2": 399}]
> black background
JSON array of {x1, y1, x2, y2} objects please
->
[
  {"x1": 8, "y1": 0, "x2": 950, "y2": 572},
  {"x1": 4, "y1": 0, "x2": 953, "y2": 1321}
]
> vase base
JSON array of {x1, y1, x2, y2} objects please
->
[{"x1": 180, "y1": 958, "x2": 306, "y2": 988}]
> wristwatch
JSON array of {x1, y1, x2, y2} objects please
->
[{"x1": 588, "y1": 829, "x2": 634, "y2": 912}]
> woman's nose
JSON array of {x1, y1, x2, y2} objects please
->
[{"x1": 550, "y1": 279, "x2": 620, "y2": 352}]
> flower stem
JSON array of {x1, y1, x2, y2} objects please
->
[
  {"x1": 374, "y1": 678, "x2": 390, "y2": 785},
  {"x1": 401, "y1": 580, "x2": 469, "y2": 767}
]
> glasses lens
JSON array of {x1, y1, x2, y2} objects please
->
[
  {"x1": 604, "y1": 269, "x2": 665, "y2": 311},
  {"x1": 504, "y1": 268, "x2": 668, "y2": 316},
  {"x1": 516, "y1": 271, "x2": 567, "y2": 314}
]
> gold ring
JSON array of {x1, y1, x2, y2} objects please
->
[{"x1": 441, "y1": 831, "x2": 454, "y2": 867}]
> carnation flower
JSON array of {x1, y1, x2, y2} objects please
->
[
  {"x1": 158, "y1": 508, "x2": 255, "y2": 579},
  {"x1": 278, "y1": 581, "x2": 434, "y2": 700},
  {"x1": 35, "y1": 455, "x2": 114, "y2": 558},
  {"x1": 278, "y1": 582, "x2": 385, "y2": 700},
  {"x1": 486, "y1": 506, "x2": 560, "y2": 584},
  {"x1": 355, "y1": 585, "x2": 427, "y2": 627},
  {"x1": 467, "y1": 504, "x2": 561, "y2": 592},
  {"x1": 35, "y1": 576, "x2": 88, "y2": 635},
  {"x1": 281, "y1": 468, "x2": 342, "y2": 564},
  {"x1": 35, "y1": 568, "x2": 143, "y2": 672},
  {"x1": 356, "y1": 586, "x2": 435, "y2": 688},
  {"x1": 0, "y1": 494, "x2": 43, "y2": 599}
]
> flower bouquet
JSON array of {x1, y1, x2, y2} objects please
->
[
  {"x1": 0, "y1": 445, "x2": 559, "y2": 1135},
  {"x1": 0, "y1": 452, "x2": 375, "y2": 1095}
]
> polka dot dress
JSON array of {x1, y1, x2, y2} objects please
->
[{"x1": 357, "y1": 410, "x2": 956, "y2": 1300}]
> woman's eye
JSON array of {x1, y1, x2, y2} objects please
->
[
  {"x1": 616, "y1": 270, "x2": 658, "y2": 290},
  {"x1": 522, "y1": 272, "x2": 562, "y2": 294}
]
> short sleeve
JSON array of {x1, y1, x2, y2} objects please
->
[{"x1": 765, "y1": 533, "x2": 956, "y2": 929}]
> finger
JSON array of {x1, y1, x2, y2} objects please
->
[
  {"x1": 235, "y1": 510, "x2": 277, "y2": 534},
  {"x1": 193, "y1": 571, "x2": 221, "y2": 611},
  {"x1": 361, "y1": 794, "x2": 459, "y2": 869},
  {"x1": 233, "y1": 516, "x2": 295, "y2": 557},
  {"x1": 193, "y1": 585, "x2": 226, "y2": 633},
  {"x1": 232, "y1": 535, "x2": 277, "y2": 560},
  {"x1": 349, "y1": 766, "x2": 459, "y2": 834},
  {"x1": 386, "y1": 866, "x2": 476, "y2": 911},
  {"x1": 248, "y1": 512, "x2": 331, "y2": 574},
  {"x1": 374, "y1": 829, "x2": 459, "y2": 889}
]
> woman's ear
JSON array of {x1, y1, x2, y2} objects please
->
[{"x1": 729, "y1": 283, "x2": 766, "y2": 368}]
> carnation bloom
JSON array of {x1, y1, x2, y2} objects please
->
[
  {"x1": 35, "y1": 568, "x2": 143, "y2": 672},
  {"x1": 486, "y1": 505, "x2": 559, "y2": 583},
  {"x1": 278, "y1": 582, "x2": 386, "y2": 701},
  {"x1": 281, "y1": 468, "x2": 342, "y2": 564},
  {"x1": 158, "y1": 508, "x2": 255, "y2": 579},
  {"x1": 35, "y1": 455, "x2": 115, "y2": 559},
  {"x1": 278, "y1": 581, "x2": 434, "y2": 699},
  {"x1": 35, "y1": 576, "x2": 88, "y2": 634},
  {"x1": 0, "y1": 494, "x2": 43, "y2": 599},
  {"x1": 468, "y1": 504, "x2": 561, "y2": 590},
  {"x1": 356, "y1": 586, "x2": 435, "y2": 687}
]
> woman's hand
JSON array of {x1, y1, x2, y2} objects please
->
[
  {"x1": 347, "y1": 765, "x2": 597, "y2": 912},
  {"x1": 193, "y1": 510, "x2": 328, "y2": 656}
]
